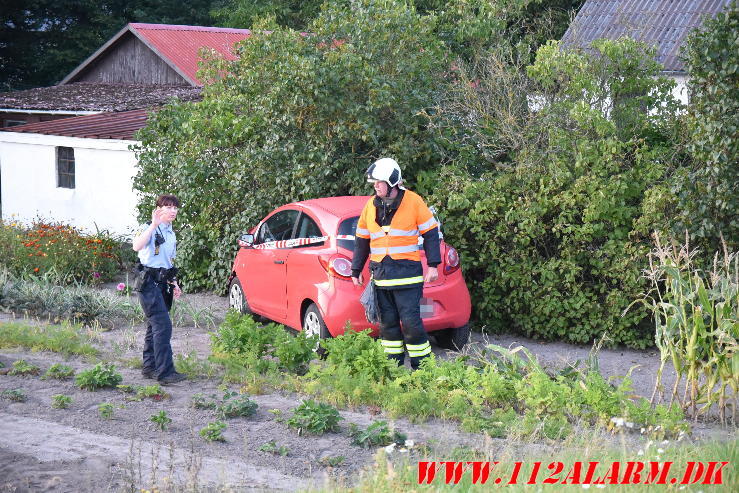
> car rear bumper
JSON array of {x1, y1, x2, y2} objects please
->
[{"x1": 318, "y1": 271, "x2": 471, "y2": 338}]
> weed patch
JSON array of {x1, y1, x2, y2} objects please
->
[
  {"x1": 200, "y1": 421, "x2": 226, "y2": 442},
  {"x1": 349, "y1": 420, "x2": 406, "y2": 448},
  {"x1": 51, "y1": 394, "x2": 72, "y2": 409},
  {"x1": 43, "y1": 363, "x2": 75, "y2": 380},
  {"x1": 76, "y1": 363, "x2": 123, "y2": 390},
  {"x1": 0, "y1": 388, "x2": 26, "y2": 402},
  {"x1": 259, "y1": 440, "x2": 289, "y2": 456},
  {"x1": 0, "y1": 321, "x2": 98, "y2": 356},
  {"x1": 8, "y1": 359, "x2": 40, "y2": 376},
  {"x1": 286, "y1": 400, "x2": 343, "y2": 435}
]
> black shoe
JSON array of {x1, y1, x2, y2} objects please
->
[
  {"x1": 141, "y1": 369, "x2": 156, "y2": 379},
  {"x1": 158, "y1": 372, "x2": 186, "y2": 385}
]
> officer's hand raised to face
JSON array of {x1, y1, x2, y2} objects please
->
[{"x1": 151, "y1": 208, "x2": 165, "y2": 227}]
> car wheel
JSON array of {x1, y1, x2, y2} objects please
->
[
  {"x1": 303, "y1": 303, "x2": 330, "y2": 353},
  {"x1": 433, "y1": 323, "x2": 470, "y2": 351},
  {"x1": 228, "y1": 277, "x2": 252, "y2": 315}
]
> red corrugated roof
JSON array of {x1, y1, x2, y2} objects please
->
[
  {"x1": 130, "y1": 23, "x2": 251, "y2": 85},
  {"x1": 0, "y1": 108, "x2": 152, "y2": 140}
]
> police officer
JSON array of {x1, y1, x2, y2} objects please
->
[
  {"x1": 132, "y1": 194, "x2": 186, "y2": 384},
  {"x1": 351, "y1": 158, "x2": 441, "y2": 369}
]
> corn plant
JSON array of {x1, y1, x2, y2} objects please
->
[{"x1": 636, "y1": 234, "x2": 738, "y2": 424}]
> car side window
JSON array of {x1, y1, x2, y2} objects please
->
[
  {"x1": 256, "y1": 210, "x2": 299, "y2": 245},
  {"x1": 293, "y1": 213, "x2": 324, "y2": 247}
]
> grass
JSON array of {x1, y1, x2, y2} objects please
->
[
  {"x1": 317, "y1": 434, "x2": 739, "y2": 492},
  {"x1": 0, "y1": 321, "x2": 98, "y2": 357}
]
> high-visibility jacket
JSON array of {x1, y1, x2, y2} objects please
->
[{"x1": 354, "y1": 190, "x2": 439, "y2": 287}]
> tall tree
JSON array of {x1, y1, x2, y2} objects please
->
[{"x1": 0, "y1": 0, "x2": 217, "y2": 91}]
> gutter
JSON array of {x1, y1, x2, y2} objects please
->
[{"x1": 0, "y1": 108, "x2": 102, "y2": 116}]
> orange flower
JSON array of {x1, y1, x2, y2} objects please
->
[{"x1": 34, "y1": 267, "x2": 39, "y2": 272}]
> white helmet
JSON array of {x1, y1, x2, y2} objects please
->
[{"x1": 366, "y1": 157, "x2": 403, "y2": 188}]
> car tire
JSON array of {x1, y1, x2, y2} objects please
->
[
  {"x1": 303, "y1": 303, "x2": 330, "y2": 354},
  {"x1": 433, "y1": 323, "x2": 470, "y2": 351},
  {"x1": 228, "y1": 277, "x2": 252, "y2": 315}
]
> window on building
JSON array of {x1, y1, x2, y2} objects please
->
[
  {"x1": 3, "y1": 119, "x2": 27, "y2": 127},
  {"x1": 56, "y1": 147, "x2": 75, "y2": 189}
]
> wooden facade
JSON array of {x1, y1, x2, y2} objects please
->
[{"x1": 67, "y1": 33, "x2": 188, "y2": 85}]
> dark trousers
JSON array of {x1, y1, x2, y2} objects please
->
[
  {"x1": 139, "y1": 277, "x2": 175, "y2": 379},
  {"x1": 376, "y1": 285, "x2": 431, "y2": 369}
]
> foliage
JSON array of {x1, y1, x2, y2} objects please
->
[
  {"x1": 636, "y1": 236, "x2": 738, "y2": 425},
  {"x1": 126, "y1": 384, "x2": 168, "y2": 401},
  {"x1": 191, "y1": 392, "x2": 219, "y2": 410},
  {"x1": 134, "y1": 0, "x2": 448, "y2": 292},
  {"x1": 676, "y1": 2, "x2": 739, "y2": 252},
  {"x1": 0, "y1": 0, "x2": 219, "y2": 91},
  {"x1": 200, "y1": 421, "x2": 227, "y2": 441},
  {"x1": 348, "y1": 420, "x2": 406, "y2": 448},
  {"x1": 76, "y1": 363, "x2": 123, "y2": 390},
  {"x1": 218, "y1": 391, "x2": 259, "y2": 418},
  {"x1": 259, "y1": 440, "x2": 289, "y2": 456},
  {"x1": 0, "y1": 388, "x2": 27, "y2": 402},
  {"x1": 286, "y1": 399, "x2": 343, "y2": 435},
  {"x1": 43, "y1": 364, "x2": 75, "y2": 380},
  {"x1": 98, "y1": 402, "x2": 119, "y2": 419},
  {"x1": 8, "y1": 359, "x2": 41, "y2": 376},
  {"x1": 51, "y1": 394, "x2": 73, "y2": 409},
  {"x1": 424, "y1": 38, "x2": 683, "y2": 348},
  {"x1": 0, "y1": 269, "x2": 142, "y2": 327},
  {"x1": 0, "y1": 219, "x2": 124, "y2": 285},
  {"x1": 174, "y1": 350, "x2": 219, "y2": 379},
  {"x1": 320, "y1": 329, "x2": 401, "y2": 382},
  {"x1": 211, "y1": 0, "x2": 322, "y2": 30},
  {"x1": 150, "y1": 410, "x2": 172, "y2": 431},
  {"x1": 210, "y1": 311, "x2": 315, "y2": 375},
  {"x1": 319, "y1": 456, "x2": 346, "y2": 467}
]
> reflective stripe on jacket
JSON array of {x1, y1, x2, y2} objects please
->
[{"x1": 355, "y1": 190, "x2": 437, "y2": 263}]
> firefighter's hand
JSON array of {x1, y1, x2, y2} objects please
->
[
  {"x1": 424, "y1": 266, "x2": 438, "y2": 283},
  {"x1": 352, "y1": 273, "x2": 363, "y2": 287}
]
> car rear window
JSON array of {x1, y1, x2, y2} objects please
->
[{"x1": 337, "y1": 216, "x2": 359, "y2": 251}]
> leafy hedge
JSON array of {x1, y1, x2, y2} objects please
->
[
  {"x1": 134, "y1": 0, "x2": 447, "y2": 292},
  {"x1": 422, "y1": 39, "x2": 682, "y2": 348}
]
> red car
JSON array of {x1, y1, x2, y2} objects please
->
[{"x1": 227, "y1": 196, "x2": 471, "y2": 349}]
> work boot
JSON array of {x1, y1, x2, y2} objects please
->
[
  {"x1": 158, "y1": 372, "x2": 186, "y2": 385},
  {"x1": 141, "y1": 368, "x2": 156, "y2": 379}
]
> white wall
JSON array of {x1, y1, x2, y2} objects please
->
[
  {"x1": 0, "y1": 132, "x2": 140, "y2": 238},
  {"x1": 671, "y1": 74, "x2": 689, "y2": 106}
]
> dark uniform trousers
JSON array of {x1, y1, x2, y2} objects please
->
[
  {"x1": 139, "y1": 277, "x2": 175, "y2": 378},
  {"x1": 376, "y1": 284, "x2": 429, "y2": 369}
]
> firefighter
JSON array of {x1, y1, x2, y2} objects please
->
[{"x1": 351, "y1": 158, "x2": 441, "y2": 369}]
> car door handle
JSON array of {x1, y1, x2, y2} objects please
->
[{"x1": 274, "y1": 260, "x2": 285, "y2": 264}]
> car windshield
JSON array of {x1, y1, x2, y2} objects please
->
[{"x1": 337, "y1": 216, "x2": 359, "y2": 251}]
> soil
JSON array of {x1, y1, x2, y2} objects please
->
[{"x1": 0, "y1": 291, "x2": 734, "y2": 492}]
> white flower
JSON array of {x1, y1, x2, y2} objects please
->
[
  {"x1": 384, "y1": 443, "x2": 396, "y2": 454},
  {"x1": 404, "y1": 439, "x2": 415, "y2": 448},
  {"x1": 657, "y1": 448, "x2": 664, "y2": 454},
  {"x1": 662, "y1": 440, "x2": 669, "y2": 445},
  {"x1": 637, "y1": 450, "x2": 644, "y2": 456}
]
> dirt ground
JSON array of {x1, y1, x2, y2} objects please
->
[{"x1": 0, "y1": 291, "x2": 734, "y2": 492}]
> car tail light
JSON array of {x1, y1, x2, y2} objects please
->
[
  {"x1": 444, "y1": 246, "x2": 460, "y2": 275},
  {"x1": 319, "y1": 254, "x2": 353, "y2": 279}
]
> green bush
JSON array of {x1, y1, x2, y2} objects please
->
[
  {"x1": 0, "y1": 388, "x2": 26, "y2": 402},
  {"x1": 286, "y1": 399, "x2": 343, "y2": 435},
  {"x1": 677, "y1": 2, "x2": 739, "y2": 252},
  {"x1": 51, "y1": 394, "x2": 72, "y2": 409},
  {"x1": 133, "y1": 0, "x2": 447, "y2": 292},
  {"x1": 348, "y1": 420, "x2": 406, "y2": 448},
  {"x1": 218, "y1": 391, "x2": 258, "y2": 419},
  {"x1": 424, "y1": 38, "x2": 682, "y2": 348},
  {"x1": 200, "y1": 421, "x2": 227, "y2": 441},
  {"x1": 43, "y1": 363, "x2": 75, "y2": 380},
  {"x1": 76, "y1": 363, "x2": 123, "y2": 390},
  {"x1": 8, "y1": 359, "x2": 41, "y2": 376}
]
